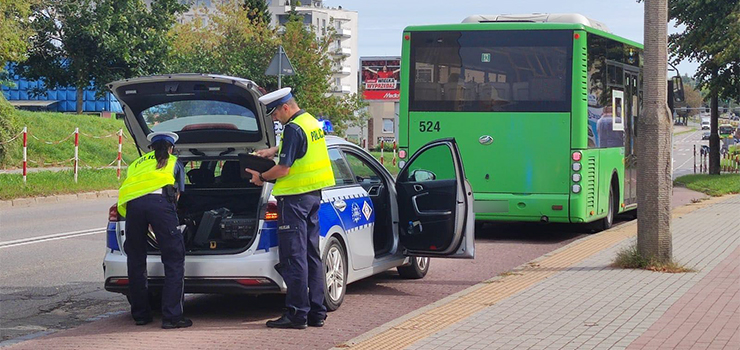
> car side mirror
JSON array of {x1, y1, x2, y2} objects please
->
[{"x1": 409, "y1": 169, "x2": 436, "y2": 182}]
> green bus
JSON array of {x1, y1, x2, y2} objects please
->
[{"x1": 397, "y1": 14, "x2": 642, "y2": 230}]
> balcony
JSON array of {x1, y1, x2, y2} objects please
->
[
  {"x1": 332, "y1": 85, "x2": 352, "y2": 94},
  {"x1": 332, "y1": 47, "x2": 351, "y2": 57},
  {"x1": 333, "y1": 65, "x2": 352, "y2": 75},
  {"x1": 336, "y1": 28, "x2": 351, "y2": 37}
]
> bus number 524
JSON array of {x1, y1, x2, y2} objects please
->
[{"x1": 419, "y1": 121, "x2": 440, "y2": 132}]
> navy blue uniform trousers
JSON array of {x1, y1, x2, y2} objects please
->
[
  {"x1": 276, "y1": 191, "x2": 326, "y2": 323},
  {"x1": 124, "y1": 193, "x2": 185, "y2": 322}
]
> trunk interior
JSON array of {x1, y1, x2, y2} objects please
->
[{"x1": 146, "y1": 159, "x2": 264, "y2": 254}]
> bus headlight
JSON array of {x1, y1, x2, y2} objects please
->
[
  {"x1": 572, "y1": 184, "x2": 582, "y2": 193},
  {"x1": 572, "y1": 162, "x2": 582, "y2": 172},
  {"x1": 572, "y1": 174, "x2": 582, "y2": 182}
]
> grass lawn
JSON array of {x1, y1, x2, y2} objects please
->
[
  {"x1": 674, "y1": 173, "x2": 740, "y2": 196},
  {"x1": 369, "y1": 151, "x2": 400, "y2": 175},
  {"x1": 0, "y1": 168, "x2": 126, "y2": 200},
  {"x1": 673, "y1": 127, "x2": 697, "y2": 136},
  {"x1": 1, "y1": 110, "x2": 139, "y2": 169}
]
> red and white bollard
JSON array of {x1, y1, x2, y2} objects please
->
[
  {"x1": 74, "y1": 128, "x2": 79, "y2": 183},
  {"x1": 22, "y1": 126, "x2": 27, "y2": 184},
  {"x1": 392, "y1": 141, "x2": 397, "y2": 166},
  {"x1": 380, "y1": 140, "x2": 385, "y2": 164},
  {"x1": 117, "y1": 129, "x2": 123, "y2": 180}
]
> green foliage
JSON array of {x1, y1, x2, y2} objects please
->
[
  {"x1": 0, "y1": 110, "x2": 139, "y2": 169},
  {"x1": 667, "y1": 0, "x2": 740, "y2": 102},
  {"x1": 613, "y1": 244, "x2": 694, "y2": 273},
  {"x1": 242, "y1": 0, "x2": 271, "y2": 24},
  {"x1": 0, "y1": 168, "x2": 126, "y2": 200},
  {"x1": 674, "y1": 174, "x2": 740, "y2": 196},
  {"x1": 0, "y1": 96, "x2": 20, "y2": 163},
  {"x1": 0, "y1": 0, "x2": 32, "y2": 68},
  {"x1": 16, "y1": 0, "x2": 188, "y2": 113},
  {"x1": 166, "y1": 1, "x2": 366, "y2": 136}
]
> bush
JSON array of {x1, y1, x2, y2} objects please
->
[
  {"x1": 0, "y1": 96, "x2": 19, "y2": 163},
  {"x1": 372, "y1": 142, "x2": 395, "y2": 152}
]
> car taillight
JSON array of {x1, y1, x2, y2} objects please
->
[
  {"x1": 109, "y1": 204, "x2": 121, "y2": 222},
  {"x1": 109, "y1": 277, "x2": 129, "y2": 285},
  {"x1": 264, "y1": 201, "x2": 279, "y2": 221}
]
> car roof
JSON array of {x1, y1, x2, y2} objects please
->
[{"x1": 326, "y1": 135, "x2": 355, "y2": 148}]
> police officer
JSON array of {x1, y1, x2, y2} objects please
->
[
  {"x1": 245, "y1": 87, "x2": 335, "y2": 329},
  {"x1": 117, "y1": 132, "x2": 192, "y2": 329}
]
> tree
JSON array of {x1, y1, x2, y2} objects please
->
[
  {"x1": 668, "y1": 0, "x2": 740, "y2": 174},
  {"x1": 167, "y1": 0, "x2": 363, "y2": 136},
  {"x1": 17, "y1": 0, "x2": 187, "y2": 114},
  {"x1": 637, "y1": 0, "x2": 672, "y2": 262},
  {"x1": 243, "y1": 0, "x2": 271, "y2": 24},
  {"x1": 0, "y1": 0, "x2": 32, "y2": 71}
]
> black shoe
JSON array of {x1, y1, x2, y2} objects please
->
[
  {"x1": 308, "y1": 317, "x2": 325, "y2": 327},
  {"x1": 134, "y1": 317, "x2": 153, "y2": 326},
  {"x1": 266, "y1": 314, "x2": 307, "y2": 329},
  {"x1": 161, "y1": 318, "x2": 193, "y2": 329}
]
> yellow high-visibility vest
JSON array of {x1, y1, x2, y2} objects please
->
[
  {"x1": 117, "y1": 151, "x2": 178, "y2": 217},
  {"x1": 272, "y1": 112, "x2": 335, "y2": 196}
]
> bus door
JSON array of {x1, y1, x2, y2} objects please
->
[{"x1": 624, "y1": 68, "x2": 639, "y2": 207}]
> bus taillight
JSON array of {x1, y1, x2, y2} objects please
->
[
  {"x1": 572, "y1": 151, "x2": 582, "y2": 161},
  {"x1": 399, "y1": 150, "x2": 407, "y2": 159}
]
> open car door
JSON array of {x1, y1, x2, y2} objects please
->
[{"x1": 396, "y1": 138, "x2": 474, "y2": 258}]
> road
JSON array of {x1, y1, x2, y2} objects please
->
[
  {"x1": 672, "y1": 125, "x2": 706, "y2": 179},
  {"x1": 0, "y1": 127, "x2": 707, "y2": 346}
]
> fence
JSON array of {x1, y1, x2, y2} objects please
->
[
  {"x1": 694, "y1": 144, "x2": 740, "y2": 174},
  {"x1": 0, "y1": 127, "x2": 127, "y2": 183}
]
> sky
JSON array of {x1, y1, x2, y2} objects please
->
[{"x1": 322, "y1": 0, "x2": 698, "y2": 77}]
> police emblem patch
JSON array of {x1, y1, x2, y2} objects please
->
[
  {"x1": 362, "y1": 201, "x2": 372, "y2": 221},
  {"x1": 351, "y1": 202, "x2": 361, "y2": 223}
]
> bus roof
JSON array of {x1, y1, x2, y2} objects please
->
[
  {"x1": 403, "y1": 21, "x2": 643, "y2": 49},
  {"x1": 461, "y1": 13, "x2": 610, "y2": 33}
]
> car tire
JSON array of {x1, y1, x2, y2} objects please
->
[
  {"x1": 397, "y1": 256, "x2": 430, "y2": 279},
  {"x1": 322, "y1": 236, "x2": 347, "y2": 312},
  {"x1": 589, "y1": 185, "x2": 616, "y2": 232}
]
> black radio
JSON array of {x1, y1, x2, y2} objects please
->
[{"x1": 220, "y1": 218, "x2": 257, "y2": 240}]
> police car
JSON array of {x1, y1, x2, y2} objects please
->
[{"x1": 103, "y1": 74, "x2": 474, "y2": 310}]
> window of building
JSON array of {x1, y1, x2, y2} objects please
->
[{"x1": 382, "y1": 118, "x2": 394, "y2": 133}]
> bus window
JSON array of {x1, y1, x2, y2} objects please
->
[{"x1": 409, "y1": 30, "x2": 572, "y2": 112}]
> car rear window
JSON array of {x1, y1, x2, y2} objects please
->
[{"x1": 143, "y1": 100, "x2": 258, "y2": 133}]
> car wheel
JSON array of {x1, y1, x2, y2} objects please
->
[
  {"x1": 322, "y1": 236, "x2": 347, "y2": 312},
  {"x1": 397, "y1": 256, "x2": 430, "y2": 279},
  {"x1": 590, "y1": 185, "x2": 615, "y2": 232}
]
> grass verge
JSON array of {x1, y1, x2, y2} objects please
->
[
  {"x1": 612, "y1": 245, "x2": 695, "y2": 273},
  {"x1": 1, "y1": 110, "x2": 139, "y2": 169},
  {"x1": 673, "y1": 127, "x2": 696, "y2": 136},
  {"x1": 674, "y1": 174, "x2": 740, "y2": 196},
  {"x1": 0, "y1": 168, "x2": 125, "y2": 200}
]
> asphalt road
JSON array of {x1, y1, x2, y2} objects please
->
[{"x1": 672, "y1": 125, "x2": 706, "y2": 179}]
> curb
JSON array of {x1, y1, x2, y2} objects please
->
[{"x1": 0, "y1": 190, "x2": 118, "y2": 208}]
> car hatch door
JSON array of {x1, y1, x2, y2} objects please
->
[{"x1": 395, "y1": 138, "x2": 474, "y2": 258}]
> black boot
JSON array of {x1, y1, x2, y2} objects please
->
[
  {"x1": 162, "y1": 317, "x2": 193, "y2": 329},
  {"x1": 266, "y1": 314, "x2": 307, "y2": 329}
]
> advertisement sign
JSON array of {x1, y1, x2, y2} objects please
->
[{"x1": 361, "y1": 57, "x2": 401, "y2": 101}]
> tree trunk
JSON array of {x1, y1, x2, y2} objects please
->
[
  {"x1": 637, "y1": 0, "x2": 672, "y2": 263},
  {"x1": 709, "y1": 92, "x2": 720, "y2": 174},
  {"x1": 76, "y1": 87, "x2": 83, "y2": 115}
]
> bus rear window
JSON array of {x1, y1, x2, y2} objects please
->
[{"x1": 410, "y1": 30, "x2": 572, "y2": 112}]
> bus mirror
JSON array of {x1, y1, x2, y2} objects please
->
[{"x1": 672, "y1": 76, "x2": 685, "y2": 103}]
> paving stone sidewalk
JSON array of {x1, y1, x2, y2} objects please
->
[{"x1": 403, "y1": 195, "x2": 739, "y2": 350}]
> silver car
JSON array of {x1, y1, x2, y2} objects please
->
[{"x1": 102, "y1": 74, "x2": 475, "y2": 310}]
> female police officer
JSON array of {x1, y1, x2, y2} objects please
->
[
  {"x1": 117, "y1": 131, "x2": 192, "y2": 329},
  {"x1": 245, "y1": 87, "x2": 335, "y2": 329}
]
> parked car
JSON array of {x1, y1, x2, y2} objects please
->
[{"x1": 102, "y1": 74, "x2": 475, "y2": 310}]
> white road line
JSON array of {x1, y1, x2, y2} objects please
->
[
  {"x1": 0, "y1": 227, "x2": 106, "y2": 249},
  {"x1": 679, "y1": 130, "x2": 700, "y2": 143}
]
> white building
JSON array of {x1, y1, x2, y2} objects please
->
[{"x1": 267, "y1": 0, "x2": 359, "y2": 96}]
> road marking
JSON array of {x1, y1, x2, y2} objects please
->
[{"x1": 0, "y1": 227, "x2": 106, "y2": 249}]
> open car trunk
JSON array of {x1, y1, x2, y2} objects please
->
[{"x1": 146, "y1": 159, "x2": 266, "y2": 255}]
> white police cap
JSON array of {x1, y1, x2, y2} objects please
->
[
  {"x1": 258, "y1": 87, "x2": 293, "y2": 110},
  {"x1": 147, "y1": 131, "x2": 179, "y2": 145}
]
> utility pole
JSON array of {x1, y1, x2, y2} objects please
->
[{"x1": 637, "y1": 0, "x2": 672, "y2": 263}]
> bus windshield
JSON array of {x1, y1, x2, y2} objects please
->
[{"x1": 410, "y1": 30, "x2": 573, "y2": 112}]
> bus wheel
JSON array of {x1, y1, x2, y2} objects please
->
[{"x1": 590, "y1": 186, "x2": 615, "y2": 232}]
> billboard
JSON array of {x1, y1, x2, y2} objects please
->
[{"x1": 361, "y1": 57, "x2": 401, "y2": 101}]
